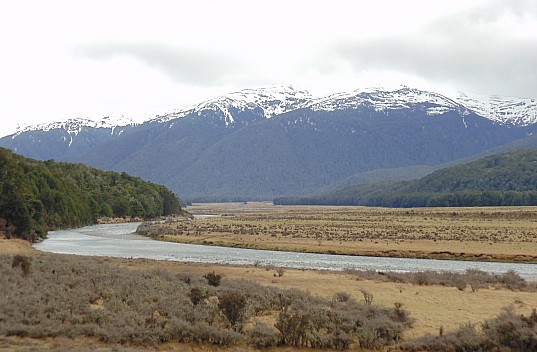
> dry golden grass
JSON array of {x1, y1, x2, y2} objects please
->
[
  {"x1": 141, "y1": 202, "x2": 537, "y2": 263},
  {"x1": 0, "y1": 235, "x2": 33, "y2": 255}
]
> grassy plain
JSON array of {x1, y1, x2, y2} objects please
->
[
  {"x1": 143, "y1": 202, "x2": 537, "y2": 263},
  {"x1": 1, "y1": 202, "x2": 536, "y2": 351}
]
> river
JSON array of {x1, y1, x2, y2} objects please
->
[{"x1": 33, "y1": 222, "x2": 537, "y2": 281}]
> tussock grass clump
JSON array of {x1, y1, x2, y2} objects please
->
[{"x1": 0, "y1": 253, "x2": 413, "y2": 349}]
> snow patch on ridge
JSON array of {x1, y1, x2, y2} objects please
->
[
  {"x1": 455, "y1": 92, "x2": 537, "y2": 126},
  {"x1": 14, "y1": 115, "x2": 135, "y2": 137},
  {"x1": 310, "y1": 86, "x2": 468, "y2": 117},
  {"x1": 150, "y1": 85, "x2": 313, "y2": 127}
]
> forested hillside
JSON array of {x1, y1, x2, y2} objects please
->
[
  {"x1": 0, "y1": 147, "x2": 182, "y2": 241},
  {"x1": 274, "y1": 148, "x2": 537, "y2": 207}
]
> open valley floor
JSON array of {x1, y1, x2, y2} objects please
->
[{"x1": 1, "y1": 203, "x2": 536, "y2": 351}]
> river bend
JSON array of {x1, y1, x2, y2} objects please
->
[{"x1": 33, "y1": 222, "x2": 537, "y2": 281}]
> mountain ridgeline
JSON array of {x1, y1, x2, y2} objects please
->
[
  {"x1": 0, "y1": 147, "x2": 182, "y2": 241},
  {"x1": 2, "y1": 86, "x2": 537, "y2": 201},
  {"x1": 274, "y1": 148, "x2": 537, "y2": 207}
]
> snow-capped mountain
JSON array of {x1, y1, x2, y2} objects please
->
[
  {"x1": 310, "y1": 86, "x2": 469, "y2": 117},
  {"x1": 151, "y1": 85, "x2": 313, "y2": 126},
  {"x1": 3, "y1": 84, "x2": 537, "y2": 201},
  {"x1": 454, "y1": 92, "x2": 537, "y2": 126},
  {"x1": 149, "y1": 85, "x2": 537, "y2": 129},
  {"x1": 14, "y1": 115, "x2": 135, "y2": 137},
  {"x1": 10, "y1": 85, "x2": 537, "y2": 136}
]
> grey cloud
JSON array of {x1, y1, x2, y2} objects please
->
[
  {"x1": 76, "y1": 42, "x2": 248, "y2": 86},
  {"x1": 328, "y1": 1, "x2": 537, "y2": 97},
  {"x1": 465, "y1": 0, "x2": 537, "y2": 22}
]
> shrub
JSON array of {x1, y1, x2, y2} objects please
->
[
  {"x1": 482, "y1": 309, "x2": 537, "y2": 351},
  {"x1": 188, "y1": 287, "x2": 208, "y2": 306},
  {"x1": 247, "y1": 322, "x2": 279, "y2": 347},
  {"x1": 275, "y1": 295, "x2": 329, "y2": 348},
  {"x1": 275, "y1": 267, "x2": 285, "y2": 277},
  {"x1": 402, "y1": 310, "x2": 537, "y2": 352},
  {"x1": 11, "y1": 255, "x2": 31, "y2": 277},
  {"x1": 0, "y1": 253, "x2": 415, "y2": 349},
  {"x1": 402, "y1": 323, "x2": 482, "y2": 352},
  {"x1": 204, "y1": 271, "x2": 222, "y2": 287},
  {"x1": 333, "y1": 291, "x2": 351, "y2": 303},
  {"x1": 498, "y1": 270, "x2": 527, "y2": 290},
  {"x1": 359, "y1": 288, "x2": 373, "y2": 305},
  {"x1": 218, "y1": 291, "x2": 248, "y2": 332}
]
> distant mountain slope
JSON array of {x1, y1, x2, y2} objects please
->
[
  {"x1": 274, "y1": 148, "x2": 537, "y2": 207},
  {"x1": 2, "y1": 85, "x2": 537, "y2": 201},
  {"x1": 0, "y1": 147, "x2": 181, "y2": 240},
  {"x1": 1, "y1": 117, "x2": 136, "y2": 161}
]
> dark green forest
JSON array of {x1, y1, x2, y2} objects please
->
[
  {"x1": 275, "y1": 148, "x2": 537, "y2": 207},
  {"x1": 0, "y1": 147, "x2": 181, "y2": 240}
]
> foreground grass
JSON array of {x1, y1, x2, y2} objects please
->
[
  {"x1": 0, "y1": 239, "x2": 536, "y2": 351},
  {"x1": 2, "y1": 252, "x2": 413, "y2": 351},
  {"x1": 138, "y1": 203, "x2": 537, "y2": 263},
  {"x1": 4, "y1": 249, "x2": 537, "y2": 351}
]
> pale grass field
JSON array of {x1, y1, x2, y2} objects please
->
[{"x1": 147, "y1": 202, "x2": 537, "y2": 263}]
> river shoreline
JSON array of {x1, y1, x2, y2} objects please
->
[
  {"x1": 150, "y1": 232, "x2": 537, "y2": 264},
  {"x1": 33, "y1": 222, "x2": 537, "y2": 281},
  {"x1": 134, "y1": 203, "x2": 537, "y2": 265}
]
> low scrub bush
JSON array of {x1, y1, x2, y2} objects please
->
[
  {"x1": 247, "y1": 322, "x2": 279, "y2": 347},
  {"x1": 204, "y1": 270, "x2": 222, "y2": 286},
  {"x1": 402, "y1": 309, "x2": 537, "y2": 352},
  {"x1": 11, "y1": 255, "x2": 31, "y2": 277},
  {"x1": 218, "y1": 290, "x2": 248, "y2": 332},
  {"x1": 346, "y1": 268, "x2": 531, "y2": 291},
  {"x1": 0, "y1": 253, "x2": 413, "y2": 350}
]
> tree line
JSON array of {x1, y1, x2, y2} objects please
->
[
  {"x1": 0, "y1": 147, "x2": 181, "y2": 240},
  {"x1": 275, "y1": 148, "x2": 537, "y2": 207}
]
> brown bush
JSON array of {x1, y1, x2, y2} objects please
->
[
  {"x1": 217, "y1": 291, "x2": 248, "y2": 332},
  {"x1": 11, "y1": 255, "x2": 31, "y2": 277},
  {"x1": 203, "y1": 271, "x2": 222, "y2": 287},
  {"x1": 188, "y1": 287, "x2": 208, "y2": 306}
]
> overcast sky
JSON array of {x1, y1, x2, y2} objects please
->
[{"x1": 1, "y1": 0, "x2": 536, "y2": 137}]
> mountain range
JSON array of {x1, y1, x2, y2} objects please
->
[{"x1": 2, "y1": 85, "x2": 537, "y2": 201}]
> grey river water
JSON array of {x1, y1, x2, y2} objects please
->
[{"x1": 33, "y1": 222, "x2": 537, "y2": 281}]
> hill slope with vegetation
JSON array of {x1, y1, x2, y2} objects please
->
[
  {"x1": 275, "y1": 148, "x2": 537, "y2": 207},
  {"x1": 0, "y1": 147, "x2": 181, "y2": 240}
]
